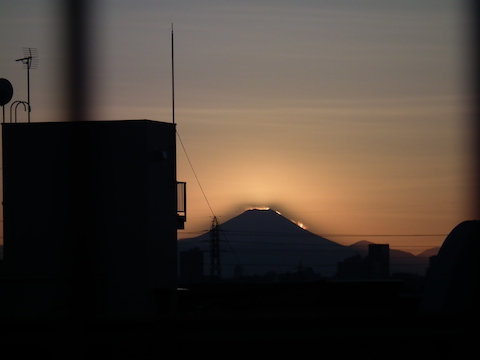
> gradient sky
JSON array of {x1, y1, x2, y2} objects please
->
[{"x1": 0, "y1": 0, "x2": 474, "y2": 254}]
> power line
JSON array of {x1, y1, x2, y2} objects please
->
[
  {"x1": 321, "y1": 234, "x2": 447, "y2": 238},
  {"x1": 179, "y1": 229, "x2": 446, "y2": 237},
  {"x1": 180, "y1": 229, "x2": 447, "y2": 238},
  {"x1": 179, "y1": 235, "x2": 444, "y2": 250},
  {"x1": 176, "y1": 130, "x2": 247, "y2": 279},
  {"x1": 176, "y1": 130, "x2": 215, "y2": 217}
]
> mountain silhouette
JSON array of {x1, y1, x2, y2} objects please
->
[
  {"x1": 348, "y1": 240, "x2": 376, "y2": 255},
  {"x1": 416, "y1": 247, "x2": 440, "y2": 258},
  {"x1": 178, "y1": 209, "x2": 356, "y2": 278}
]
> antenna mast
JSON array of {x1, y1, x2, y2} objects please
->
[
  {"x1": 15, "y1": 47, "x2": 38, "y2": 123},
  {"x1": 171, "y1": 24, "x2": 175, "y2": 124}
]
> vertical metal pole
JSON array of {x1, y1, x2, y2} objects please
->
[
  {"x1": 473, "y1": 0, "x2": 480, "y2": 220},
  {"x1": 65, "y1": 0, "x2": 96, "y2": 323},
  {"x1": 66, "y1": 0, "x2": 91, "y2": 123},
  {"x1": 27, "y1": 58, "x2": 30, "y2": 123},
  {"x1": 171, "y1": 24, "x2": 175, "y2": 124}
]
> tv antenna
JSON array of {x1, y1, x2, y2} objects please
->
[{"x1": 15, "y1": 47, "x2": 38, "y2": 123}]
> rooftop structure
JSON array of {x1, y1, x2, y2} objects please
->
[{"x1": 0, "y1": 119, "x2": 185, "y2": 321}]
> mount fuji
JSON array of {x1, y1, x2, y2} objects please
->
[{"x1": 178, "y1": 208, "x2": 357, "y2": 278}]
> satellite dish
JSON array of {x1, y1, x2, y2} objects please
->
[{"x1": 0, "y1": 78, "x2": 14, "y2": 106}]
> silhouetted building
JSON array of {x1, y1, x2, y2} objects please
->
[
  {"x1": 425, "y1": 255, "x2": 438, "y2": 277},
  {"x1": 368, "y1": 244, "x2": 390, "y2": 279},
  {"x1": 233, "y1": 264, "x2": 244, "y2": 279},
  {"x1": 336, "y1": 254, "x2": 368, "y2": 280},
  {"x1": 179, "y1": 247, "x2": 204, "y2": 285},
  {"x1": 336, "y1": 244, "x2": 390, "y2": 280},
  {"x1": 0, "y1": 120, "x2": 185, "y2": 321},
  {"x1": 292, "y1": 262, "x2": 315, "y2": 282}
]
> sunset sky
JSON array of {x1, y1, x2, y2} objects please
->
[{"x1": 0, "y1": 0, "x2": 474, "y2": 254}]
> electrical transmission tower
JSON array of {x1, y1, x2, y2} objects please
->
[{"x1": 209, "y1": 216, "x2": 221, "y2": 282}]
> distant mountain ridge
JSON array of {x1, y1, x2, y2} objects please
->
[{"x1": 178, "y1": 209, "x2": 438, "y2": 278}]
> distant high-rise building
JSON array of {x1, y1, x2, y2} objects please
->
[{"x1": 368, "y1": 244, "x2": 390, "y2": 279}]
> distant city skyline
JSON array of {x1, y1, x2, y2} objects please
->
[{"x1": 0, "y1": 0, "x2": 474, "y2": 254}]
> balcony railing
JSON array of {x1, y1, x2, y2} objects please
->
[{"x1": 177, "y1": 181, "x2": 186, "y2": 229}]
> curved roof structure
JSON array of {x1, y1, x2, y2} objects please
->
[{"x1": 420, "y1": 220, "x2": 480, "y2": 315}]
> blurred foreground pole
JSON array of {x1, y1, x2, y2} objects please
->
[
  {"x1": 64, "y1": 0, "x2": 97, "y2": 322},
  {"x1": 65, "y1": 0, "x2": 92, "y2": 122},
  {"x1": 472, "y1": 1, "x2": 480, "y2": 219}
]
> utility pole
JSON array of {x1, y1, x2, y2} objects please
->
[{"x1": 210, "y1": 216, "x2": 221, "y2": 282}]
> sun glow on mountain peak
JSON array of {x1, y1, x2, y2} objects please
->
[
  {"x1": 246, "y1": 206, "x2": 270, "y2": 211},
  {"x1": 246, "y1": 207, "x2": 283, "y2": 216},
  {"x1": 296, "y1": 222, "x2": 307, "y2": 230}
]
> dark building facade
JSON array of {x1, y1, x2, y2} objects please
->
[
  {"x1": 0, "y1": 120, "x2": 183, "y2": 321},
  {"x1": 368, "y1": 244, "x2": 390, "y2": 279},
  {"x1": 179, "y1": 247, "x2": 204, "y2": 285}
]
